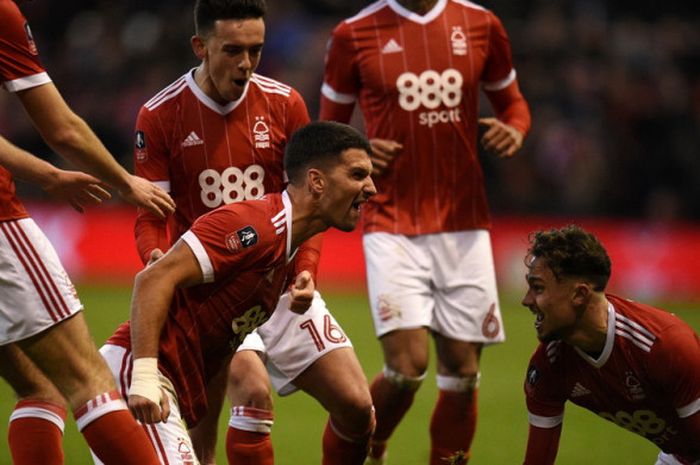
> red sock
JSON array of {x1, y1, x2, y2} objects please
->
[
  {"x1": 226, "y1": 428, "x2": 274, "y2": 465},
  {"x1": 8, "y1": 399, "x2": 67, "y2": 465},
  {"x1": 368, "y1": 372, "x2": 419, "y2": 459},
  {"x1": 74, "y1": 390, "x2": 159, "y2": 465},
  {"x1": 226, "y1": 407, "x2": 274, "y2": 465},
  {"x1": 322, "y1": 412, "x2": 375, "y2": 465},
  {"x1": 429, "y1": 388, "x2": 478, "y2": 465}
]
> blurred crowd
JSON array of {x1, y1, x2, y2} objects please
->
[{"x1": 2, "y1": 0, "x2": 699, "y2": 221}]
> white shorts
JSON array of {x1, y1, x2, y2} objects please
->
[
  {"x1": 363, "y1": 231, "x2": 505, "y2": 344},
  {"x1": 95, "y1": 344, "x2": 200, "y2": 465},
  {"x1": 237, "y1": 291, "x2": 353, "y2": 396},
  {"x1": 0, "y1": 218, "x2": 82, "y2": 344},
  {"x1": 655, "y1": 452, "x2": 697, "y2": 465}
]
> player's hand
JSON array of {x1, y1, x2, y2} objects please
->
[
  {"x1": 119, "y1": 175, "x2": 175, "y2": 219},
  {"x1": 289, "y1": 270, "x2": 314, "y2": 314},
  {"x1": 128, "y1": 387, "x2": 170, "y2": 424},
  {"x1": 147, "y1": 248, "x2": 164, "y2": 267},
  {"x1": 369, "y1": 138, "x2": 403, "y2": 176},
  {"x1": 43, "y1": 169, "x2": 111, "y2": 213},
  {"x1": 478, "y1": 117, "x2": 524, "y2": 158}
]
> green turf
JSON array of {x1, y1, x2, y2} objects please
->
[{"x1": 0, "y1": 285, "x2": 698, "y2": 464}]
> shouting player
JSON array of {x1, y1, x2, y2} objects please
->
[
  {"x1": 320, "y1": 0, "x2": 531, "y2": 463},
  {"x1": 132, "y1": 2, "x2": 374, "y2": 463},
  {"x1": 94, "y1": 121, "x2": 376, "y2": 465},
  {"x1": 522, "y1": 225, "x2": 700, "y2": 465}
]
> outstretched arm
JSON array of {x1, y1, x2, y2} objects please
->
[
  {"x1": 0, "y1": 135, "x2": 110, "y2": 212},
  {"x1": 15, "y1": 82, "x2": 175, "y2": 217}
]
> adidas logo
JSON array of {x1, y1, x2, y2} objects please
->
[
  {"x1": 381, "y1": 39, "x2": 403, "y2": 54},
  {"x1": 181, "y1": 131, "x2": 204, "y2": 147},
  {"x1": 570, "y1": 382, "x2": 591, "y2": 398}
]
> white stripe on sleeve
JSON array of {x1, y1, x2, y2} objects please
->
[
  {"x1": 528, "y1": 411, "x2": 564, "y2": 428},
  {"x1": 181, "y1": 230, "x2": 215, "y2": 283}
]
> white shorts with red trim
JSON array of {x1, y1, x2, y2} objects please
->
[
  {"x1": 0, "y1": 218, "x2": 82, "y2": 344},
  {"x1": 363, "y1": 230, "x2": 505, "y2": 344},
  {"x1": 95, "y1": 344, "x2": 200, "y2": 465},
  {"x1": 237, "y1": 291, "x2": 353, "y2": 396}
]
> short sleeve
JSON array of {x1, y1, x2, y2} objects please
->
[
  {"x1": 185, "y1": 203, "x2": 274, "y2": 282},
  {"x1": 0, "y1": 1, "x2": 50, "y2": 92},
  {"x1": 649, "y1": 323, "x2": 700, "y2": 418},
  {"x1": 524, "y1": 344, "x2": 567, "y2": 427},
  {"x1": 321, "y1": 22, "x2": 361, "y2": 105}
]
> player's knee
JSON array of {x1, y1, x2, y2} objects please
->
[
  {"x1": 228, "y1": 364, "x2": 273, "y2": 409},
  {"x1": 383, "y1": 365, "x2": 426, "y2": 391}
]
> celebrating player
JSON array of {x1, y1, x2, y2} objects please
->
[
  {"x1": 0, "y1": 0, "x2": 175, "y2": 464},
  {"x1": 93, "y1": 121, "x2": 376, "y2": 465},
  {"x1": 320, "y1": 0, "x2": 531, "y2": 463},
  {"x1": 131, "y1": 1, "x2": 375, "y2": 464},
  {"x1": 521, "y1": 225, "x2": 700, "y2": 465}
]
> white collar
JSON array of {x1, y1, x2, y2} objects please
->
[
  {"x1": 185, "y1": 68, "x2": 249, "y2": 115},
  {"x1": 386, "y1": 0, "x2": 448, "y2": 24},
  {"x1": 575, "y1": 300, "x2": 615, "y2": 368}
]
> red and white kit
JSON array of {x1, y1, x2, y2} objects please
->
[
  {"x1": 525, "y1": 294, "x2": 700, "y2": 464},
  {"x1": 0, "y1": 0, "x2": 81, "y2": 344},
  {"x1": 100, "y1": 192, "x2": 297, "y2": 464},
  {"x1": 321, "y1": 0, "x2": 530, "y2": 341}
]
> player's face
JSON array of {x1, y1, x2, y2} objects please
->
[
  {"x1": 320, "y1": 148, "x2": 376, "y2": 232},
  {"x1": 196, "y1": 18, "x2": 264, "y2": 103},
  {"x1": 521, "y1": 257, "x2": 580, "y2": 343}
]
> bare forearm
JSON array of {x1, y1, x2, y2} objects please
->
[
  {"x1": 0, "y1": 136, "x2": 63, "y2": 188},
  {"x1": 130, "y1": 269, "x2": 175, "y2": 359}
]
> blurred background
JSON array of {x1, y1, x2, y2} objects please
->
[
  {"x1": 2, "y1": 0, "x2": 700, "y2": 301},
  {"x1": 2, "y1": 2, "x2": 700, "y2": 464}
]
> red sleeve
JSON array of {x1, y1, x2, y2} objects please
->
[
  {"x1": 287, "y1": 88, "x2": 311, "y2": 135},
  {"x1": 485, "y1": 81, "x2": 531, "y2": 136},
  {"x1": 524, "y1": 345, "x2": 567, "y2": 419},
  {"x1": 649, "y1": 322, "x2": 700, "y2": 415},
  {"x1": 133, "y1": 105, "x2": 171, "y2": 264},
  {"x1": 0, "y1": 1, "x2": 47, "y2": 86},
  {"x1": 523, "y1": 424, "x2": 561, "y2": 465},
  {"x1": 319, "y1": 22, "x2": 359, "y2": 123},
  {"x1": 189, "y1": 202, "x2": 274, "y2": 280},
  {"x1": 291, "y1": 233, "x2": 322, "y2": 285},
  {"x1": 482, "y1": 12, "x2": 531, "y2": 136}
]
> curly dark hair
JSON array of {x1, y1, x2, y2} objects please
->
[{"x1": 526, "y1": 225, "x2": 611, "y2": 291}]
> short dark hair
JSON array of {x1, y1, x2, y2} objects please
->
[
  {"x1": 526, "y1": 225, "x2": 612, "y2": 291},
  {"x1": 284, "y1": 121, "x2": 371, "y2": 185},
  {"x1": 194, "y1": 0, "x2": 267, "y2": 36}
]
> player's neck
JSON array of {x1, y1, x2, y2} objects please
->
[
  {"x1": 193, "y1": 65, "x2": 228, "y2": 105},
  {"x1": 396, "y1": 0, "x2": 439, "y2": 15},
  {"x1": 285, "y1": 187, "x2": 328, "y2": 251},
  {"x1": 565, "y1": 294, "x2": 609, "y2": 356}
]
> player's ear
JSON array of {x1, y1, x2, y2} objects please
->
[
  {"x1": 191, "y1": 35, "x2": 207, "y2": 60},
  {"x1": 307, "y1": 168, "x2": 325, "y2": 195},
  {"x1": 572, "y1": 282, "x2": 591, "y2": 307}
]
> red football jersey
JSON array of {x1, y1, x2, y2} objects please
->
[
  {"x1": 321, "y1": 0, "x2": 518, "y2": 235},
  {"x1": 524, "y1": 294, "x2": 700, "y2": 461},
  {"x1": 0, "y1": 0, "x2": 51, "y2": 221},
  {"x1": 108, "y1": 192, "x2": 295, "y2": 426},
  {"x1": 133, "y1": 70, "x2": 310, "y2": 259}
]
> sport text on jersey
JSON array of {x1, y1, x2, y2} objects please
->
[{"x1": 396, "y1": 69, "x2": 463, "y2": 128}]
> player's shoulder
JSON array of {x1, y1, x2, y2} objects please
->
[
  {"x1": 530, "y1": 340, "x2": 569, "y2": 370},
  {"x1": 609, "y1": 294, "x2": 693, "y2": 345},
  {"x1": 202, "y1": 193, "x2": 286, "y2": 233},
  {"x1": 141, "y1": 72, "x2": 190, "y2": 114},
  {"x1": 249, "y1": 73, "x2": 297, "y2": 99},
  {"x1": 0, "y1": 0, "x2": 23, "y2": 25}
]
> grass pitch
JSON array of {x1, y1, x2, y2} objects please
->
[{"x1": 0, "y1": 285, "x2": 697, "y2": 464}]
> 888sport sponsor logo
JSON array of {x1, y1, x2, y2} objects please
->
[{"x1": 396, "y1": 68, "x2": 463, "y2": 127}]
